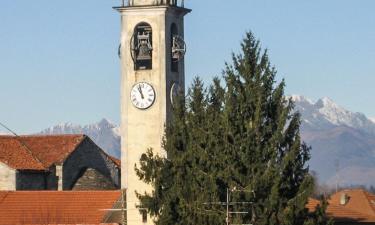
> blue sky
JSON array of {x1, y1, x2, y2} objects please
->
[{"x1": 0, "y1": 0, "x2": 374, "y2": 133}]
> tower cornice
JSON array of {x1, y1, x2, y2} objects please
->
[{"x1": 113, "y1": 5, "x2": 191, "y2": 16}]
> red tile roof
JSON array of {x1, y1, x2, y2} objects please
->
[
  {"x1": 0, "y1": 135, "x2": 86, "y2": 170},
  {"x1": 307, "y1": 189, "x2": 375, "y2": 223},
  {"x1": 0, "y1": 135, "x2": 121, "y2": 171},
  {"x1": 0, "y1": 136, "x2": 45, "y2": 170},
  {"x1": 306, "y1": 197, "x2": 320, "y2": 210},
  {"x1": 329, "y1": 189, "x2": 375, "y2": 218},
  {"x1": 0, "y1": 191, "x2": 121, "y2": 224}
]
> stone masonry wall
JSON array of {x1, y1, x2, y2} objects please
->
[
  {"x1": 72, "y1": 168, "x2": 117, "y2": 190},
  {"x1": 62, "y1": 138, "x2": 120, "y2": 190}
]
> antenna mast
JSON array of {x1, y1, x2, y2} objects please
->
[{"x1": 335, "y1": 159, "x2": 340, "y2": 193}]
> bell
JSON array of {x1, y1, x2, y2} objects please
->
[
  {"x1": 136, "y1": 32, "x2": 152, "y2": 60},
  {"x1": 172, "y1": 35, "x2": 186, "y2": 61},
  {"x1": 137, "y1": 43, "x2": 151, "y2": 60}
]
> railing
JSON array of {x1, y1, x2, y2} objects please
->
[{"x1": 121, "y1": 0, "x2": 185, "y2": 7}]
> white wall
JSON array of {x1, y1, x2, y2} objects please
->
[{"x1": 0, "y1": 162, "x2": 16, "y2": 190}]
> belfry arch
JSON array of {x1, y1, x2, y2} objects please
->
[{"x1": 131, "y1": 22, "x2": 153, "y2": 70}]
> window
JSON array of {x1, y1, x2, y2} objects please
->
[{"x1": 171, "y1": 23, "x2": 179, "y2": 72}]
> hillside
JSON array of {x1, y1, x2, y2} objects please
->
[{"x1": 292, "y1": 95, "x2": 375, "y2": 187}]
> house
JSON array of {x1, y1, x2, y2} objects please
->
[
  {"x1": 0, "y1": 191, "x2": 122, "y2": 224},
  {"x1": 308, "y1": 189, "x2": 375, "y2": 224},
  {"x1": 0, "y1": 135, "x2": 120, "y2": 191}
]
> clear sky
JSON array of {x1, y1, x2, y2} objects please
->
[{"x1": 0, "y1": 0, "x2": 374, "y2": 133}]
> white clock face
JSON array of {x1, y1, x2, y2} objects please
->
[{"x1": 131, "y1": 82, "x2": 155, "y2": 109}]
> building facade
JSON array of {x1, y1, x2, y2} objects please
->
[{"x1": 0, "y1": 135, "x2": 120, "y2": 191}]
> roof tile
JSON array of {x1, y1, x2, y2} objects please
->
[
  {"x1": 0, "y1": 191, "x2": 121, "y2": 224},
  {"x1": 0, "y1": 135, "x2": 85, "y2": 170},
  {"x1": 307, "y1": 189, "x2": 375, "y2": 223}
]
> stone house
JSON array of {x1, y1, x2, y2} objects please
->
[{"x1": 0, "y1": 134, "x2": 120, "y2": 190}]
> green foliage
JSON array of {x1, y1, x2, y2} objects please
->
[{"x1": 135, "y1": 31, "x2": 330, "y2": 225}]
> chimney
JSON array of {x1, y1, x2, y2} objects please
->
[
  {"x1": 56, "y1": 165, "x2": 63, "y2": 191},
  {"x1": 340, "y1": 193, "x2": 349, "y2": 205}
]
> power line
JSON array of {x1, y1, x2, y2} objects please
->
[
  {"x1": 0, "y1": 122, "x2": 45, "y2": 167},
  {"x1": 0, "y1": 122, "x2": 18, "y2": 136}
]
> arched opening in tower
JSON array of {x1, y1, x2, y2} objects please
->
[{"x1": 132, "y1": 22, "x2": 153, "y2": 70}]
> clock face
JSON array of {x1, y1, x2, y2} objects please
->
[{"x1": 131, "y1": 82, "x2": 155, "y2": 109}]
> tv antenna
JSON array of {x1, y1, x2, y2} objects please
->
[
  {"x1": 101, "y1": 189, "x2": 148, "y2": 225},
  {"x1": 203, "y1": 187, "x2": 255, "y2": 225},
  {"x1": 335, "y1": 159, "x2": 340, "y2": 193}
]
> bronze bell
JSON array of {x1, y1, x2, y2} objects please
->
[
  {"x1": 136, "y1": 32, "x2": 152, "y2": 60},
  {"x1": 172, "y1": 35, "x2": 186, "y2": 62}
]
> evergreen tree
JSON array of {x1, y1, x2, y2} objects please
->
[{"x1": 135, "y1": 31, "x2": 331, "y2": 225}]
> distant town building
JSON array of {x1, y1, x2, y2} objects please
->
[
  {"x1": 0, "y1": 135, "x2": 120, "y2": 190},
  {"x1": 308, "y1": 189, "x2": 375, "y2": 224},
  {"x1": 0, "y1": 190, "x2": 122, "y2": 224}
]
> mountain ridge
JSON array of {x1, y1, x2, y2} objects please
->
[
  {"x1": 39, "y1": 118, "x2": 121, "y2": 158},
  {"x1": 291, "y1": 95, "x2": 375, "y2": 187},
  {"x1": 38, "y1": 96, "x2": 375, "y2": 187},
  {"x1": 291, "y1": 95, "x2": 375, "y2": 134}
]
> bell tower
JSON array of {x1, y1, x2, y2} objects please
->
[{"x1": 114, "y1": 1, "x2": 190, "y2": 224}]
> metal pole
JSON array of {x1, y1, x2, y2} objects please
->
[
  {"x1": 122, "y1": 189, "x2": 127, "y2": 225},
  {"x1": 226, "y1": 188, "x2": 229, "y2": 225}
]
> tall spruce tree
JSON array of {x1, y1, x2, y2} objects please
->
[{"x1": 135, "y1": 32, "x2": 331, "y2": 225}]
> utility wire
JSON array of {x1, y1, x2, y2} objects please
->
[
  {"x1": 0, "y1": 122, "x2": 45, "y2": 167},
  {"x1": 0, "y1": 122, "x2": 18, "y2": 136}
]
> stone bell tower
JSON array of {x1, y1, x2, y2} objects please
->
[{"x1": 114, "y1": 0, "x2": 190, "y2": 224}]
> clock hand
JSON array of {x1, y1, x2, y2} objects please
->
[{"x1": 138, "y1": 86, "x2": 144, "y2": 99}]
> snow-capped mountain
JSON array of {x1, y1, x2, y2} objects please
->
[
  {"x1": 40, "y1": 119, "x2": 121, "y2": 158},
  {"x1": 292, "y1": 95, "x2": 375, "y2": 187},
  {"x1": 38, "y1": 97, "x2": 375, "y2": 187},
  {"x1": 291, "y1": 95, "x2": 375, "y2": 134},
  {"x1": 370, "y1": 117, "x2": 375, "y2": 124}
]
